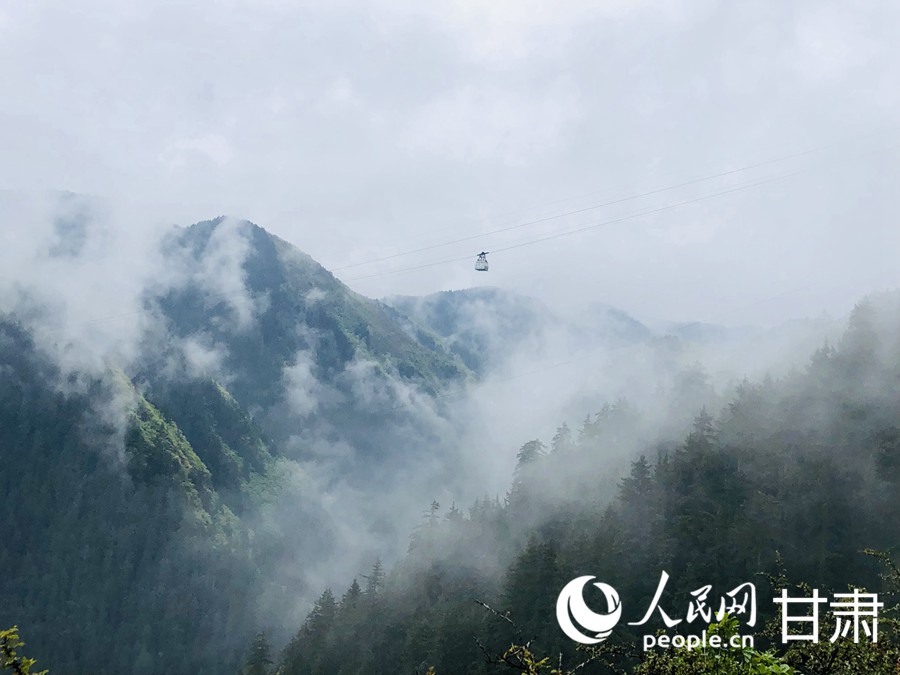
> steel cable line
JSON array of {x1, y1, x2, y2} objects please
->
[
  {"x1": 472, "y1": 125, "x2": 885, "y2": 225},
  {"x1": 489, "y1": 172, "x2": 796, "y2": 255},
  {"x1": 331, "y1": 145, "x2": 824, "y2": 272},
  {"x1": 347, "y1": 171, "x2": 798, "y2": 282},
  {"x1": 336, "y1": 131, "x2": 896, "y2": 275},
  {"x1": 32, "y1": 136, "x2": 886, "y2": 331},
  {"x1": 23, "y1": 169, "x2": 798, "y2": 331}
]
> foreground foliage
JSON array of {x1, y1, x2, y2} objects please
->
[{"x1": 0, "y1": 627, "x2": 47, "y2": 675}]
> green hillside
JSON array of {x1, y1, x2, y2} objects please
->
[
  {"x1": 7, "y1": 219, "x2": 900, "y2": 675},
  {"x1": 0, "y1": 318, "x2": 260, "y2": 674},
  {"x1": 277, "y1": 294, "x2": 900, "y2": 675},
  {"x1": 157, "y1": 219, "x2": 469, "y2": 415},
  {"x1": 1, "y1": 219, "x2": 473, "y2": 674}
]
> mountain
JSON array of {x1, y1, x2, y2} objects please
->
[
  {"x1": 1, "y1": 217, "x2": 475, "y2": 674},
  {"x1": 385, "y1": 287, "x2": 558, "y2": 373},
  {"x1": 0, "y1": 318, "x2": 261, "y2": 674},
  {"x1": 7, "y1": 212, "x2": 894, "y2": 675},
  {"x1": 385, "y1": 288, "x2": 654, "y2": 374},
  {"x1": 576, "y1": 301, "x2": 656, "y2": 345},
  {"x1": 275, "y1": 293, "x2": 900, "y2": 675},
  {"x1": 146, "y1": 219, "x2": 471, "y2": 470},
  {"x1": 661, "y1": 321, "x2": 754, "y2": 343},
  {"x1": 156, "y1": 218, "x2": 469, "y2": 410}
]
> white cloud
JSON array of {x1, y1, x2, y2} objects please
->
[
  {"x1": 177, "y1": 335, "x2": 230, "y2": 380},
  {"x1": 0, "y1": 0, "x2": 898, "y2": 326},
  {"x1": 186, "y1": 217, "x2": 266, "y2": 330},
  {"x1": 791, "y1": 5, "x2": 883, "y2": 83},
  {"x1": 283, "y1": 350, "x2": 323, "y2": 416},
  {"x1": 160, "y1": 134, "x2": 234, "y2": 170},
  {"x1": 403, "y1": 82, "x2": 582, "y2": 165}
]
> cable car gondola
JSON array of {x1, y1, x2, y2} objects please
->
[{"x1": 475, "y1": 252, "x2": 489, "y2": 272}]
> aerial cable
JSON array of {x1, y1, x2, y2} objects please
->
[
  {"x1": 488, "y1": 172, "x2": 795, "y2": 255},
  {"x1": 28, "y1": 168, "x2": 796, "y2": 332},
  {"x1": 332, "y1": 145, "x2": 824, "y2": 272},
  {"x1": 34, "y1": 169, "x2": 803, "y2": 330},
  {"x1": 33, "y1": 136, "x2": 885, "y2": 331},
  {"x1": 347, "y1": 170, "x2": 798, "y2": 282}
]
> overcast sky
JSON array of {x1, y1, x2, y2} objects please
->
[{"x1": 2, "y1": 0, "x2": 899, "y2": 326}]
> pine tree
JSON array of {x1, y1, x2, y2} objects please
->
[
  {"x1": 550, "y1": 423, "x2": 572, "y2": 454},
  {"x1": 514, "y1": 440, "x2": 546, "y2": 471},
  {"x1": 426, "y1": 500, "x2": 440, "y2": 527},
  {"x1": 364, "y1": 559, "x2": 384, "y2": 598},
  {"x1": 686, "y1": 407, "x2": 716, "y2": 449},
  {"x1": 618, "y1": 455, "x2": 653, "y2": 506},
  {"x1": 340, "y1": 579, "x2": 362, "y2": 609},
  {"x1": 509, "y1": 440, "x2": 547, "y2": 516},
  {"x1": 578, "y1": 413, "x2": 596, "y2": 443},
  {"x1": 445, "y1": 502, "x2": 463, "y2": 523},
  {"x1": 241, "y1": 633, "x2": 272, "y2": 675}
]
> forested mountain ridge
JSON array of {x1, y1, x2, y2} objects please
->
[
  {"x1": 0, "y1": 318, "x2": 258, "y2": 674},
  {"x1": 5, "y1": 213, "x2": 900, "y2": 675},
  {"x1": 149, "y1": 217, "x2": 479, "y2": 469},
  {"x1": 385, "y1": 288, "x2": 563, "y2": 374},
  {"x1": 151, "y1": 219, "x2": 471, "y2": 451},
  {"x1": 0, "y1": 218, "x2": 474, "y2": 674},
  {"x1": 278, "y1": 293, "x2": 900, "y2": 675},
  {"x1": 385, "y1": 288, "x2": 654, "y2": 375}
]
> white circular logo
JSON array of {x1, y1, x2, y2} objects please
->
[{"x1": 556, "y1": 576, "x2": 622, "y2": 644}]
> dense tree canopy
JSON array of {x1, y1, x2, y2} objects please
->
[
  {"x1": 277, "y1": 294, "x2": 900, "y2": 674},
  {"x1": 7, "y1": 290, "x2": 900, "y2": 674}
]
